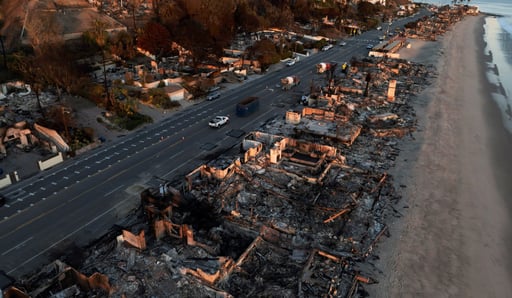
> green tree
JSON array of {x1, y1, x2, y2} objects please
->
[{"x1": 250, "y1": 39, "x2": 280, "y2": 71}]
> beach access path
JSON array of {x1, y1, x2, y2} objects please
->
[{"x1": 368, "y1": 14, "x2": 512, "y2": 297}]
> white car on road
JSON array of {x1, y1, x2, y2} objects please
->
[
  {"x1": 207, "y1": 91, "x2": 221, "y2": 101},
  {"x1": 322, "y1": 44, "x2": 333, "y2": 51},
  {"x1": 286, "y1": 60, "x2": 296, "y2": 66},
  {"x1": 209, "y1": 116, "x2": 230, "y2": 128}
]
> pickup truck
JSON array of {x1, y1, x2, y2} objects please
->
[
  {"x1": 322, "y1": 44, "x2": 333, "y2": 51},
  {"x1": 209, "y1": 116, "x2": 230, "y2": 128}
]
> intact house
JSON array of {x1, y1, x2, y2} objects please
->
[
  {"x1": 144, "y1": 79, "x2": 190, "y2": 101},
  {"x1": 163, "y1": 84, "x2": 189, "y2": 101}
]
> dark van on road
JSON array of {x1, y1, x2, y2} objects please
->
[{"x1": 236, "y1": 96, "x2": 259, "y2": 117}]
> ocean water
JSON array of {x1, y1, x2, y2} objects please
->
[{"x1": 418, "y1": 0, "x2": 512, "y2": 133}]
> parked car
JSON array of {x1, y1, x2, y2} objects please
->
[
  {"x1": 322, "y1": 44, "x2": 333, "y2": 51},
  {"x1": 339, "y1": 41, "x2": 347, "y2": 46},
  {"x1": 207, "y1": 91, "x2": 221, "y2": 101},
  {"x1": 366, "y1": 44, "x2": 374, "y2": 49},
  {"x1": 208, "y1": 116, "x2": 230, "y2": 128},
  {"x1": 286, "y1": 60, "x2": 296, "y2": 67},
  {"x1": 209, "y1": 86, "x2": 221, "y2": 92}
]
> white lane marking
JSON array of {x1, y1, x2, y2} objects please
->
[
  {"x1": 162, "y1": 151, "x2": 186, "y2": 178},
  {"x1": 103, "y1": 184, "x2": 125, "y2": 197},
  {"x1": 2, "y1": 236, "x2": 33, "y2": 256}
]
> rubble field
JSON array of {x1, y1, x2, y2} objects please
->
[{"x1": 4, "y1": 54, "x2": 438, "y2": 298}]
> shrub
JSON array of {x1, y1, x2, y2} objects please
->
[
  {"x1": 313, "y1": 38, "x2": 329, "y2": 50},
  {"x1": 117, "y1": 112, "x2": 153, "y2": 131}
]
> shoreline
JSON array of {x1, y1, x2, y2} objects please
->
[
  {"x1": 368, "y1": 14, "x2": 512, "y2": 296},
  {"x1": 480, "y1": 16, "x2": 512, "y2": 277}
]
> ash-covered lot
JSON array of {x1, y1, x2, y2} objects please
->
[{"x1": 4, "y1": 57, "x2": 438, "y2": 297}]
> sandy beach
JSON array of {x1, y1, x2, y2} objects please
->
[{"x1": 368, "y1": 15, "x2": 512, "y2": 297}]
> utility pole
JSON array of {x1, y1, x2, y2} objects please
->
[
  {"x1": 61, "y1": 106, "x2": 70, "y2": 141},
  {"x1": 0, "y1": 35, "x2": 7, "y2": 69},
  {"x1": 20, "y1": 2, "x2": 30, "y2": 40},
  {"x1": 364, "y1": 72, "x2": 372, "y2": 97},
  {"x1": 101, "y1": 49, "x2": 110, "y2": 107}
]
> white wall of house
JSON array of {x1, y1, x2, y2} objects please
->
[
  {"x1": 145, "y1": 78, "x2": 183, "y2": 89},
  {"x1": 167, "y1": 90, "x2": 186, "y2": 101},
  {"x1": 367, "y1": 0, "x2": 386, "y2": 5}
]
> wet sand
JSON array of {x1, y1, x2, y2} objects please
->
[{"x1": 368, "y1": 15, "x2": 512, "y2": 297}]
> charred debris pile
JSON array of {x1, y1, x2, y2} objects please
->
[{"x1": 10, "y1": 57, "x2": 436, "y2": 297}]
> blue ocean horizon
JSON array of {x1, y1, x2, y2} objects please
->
[{"x1": 418, "y1": 0, "x2": 512, "y2": 133}]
